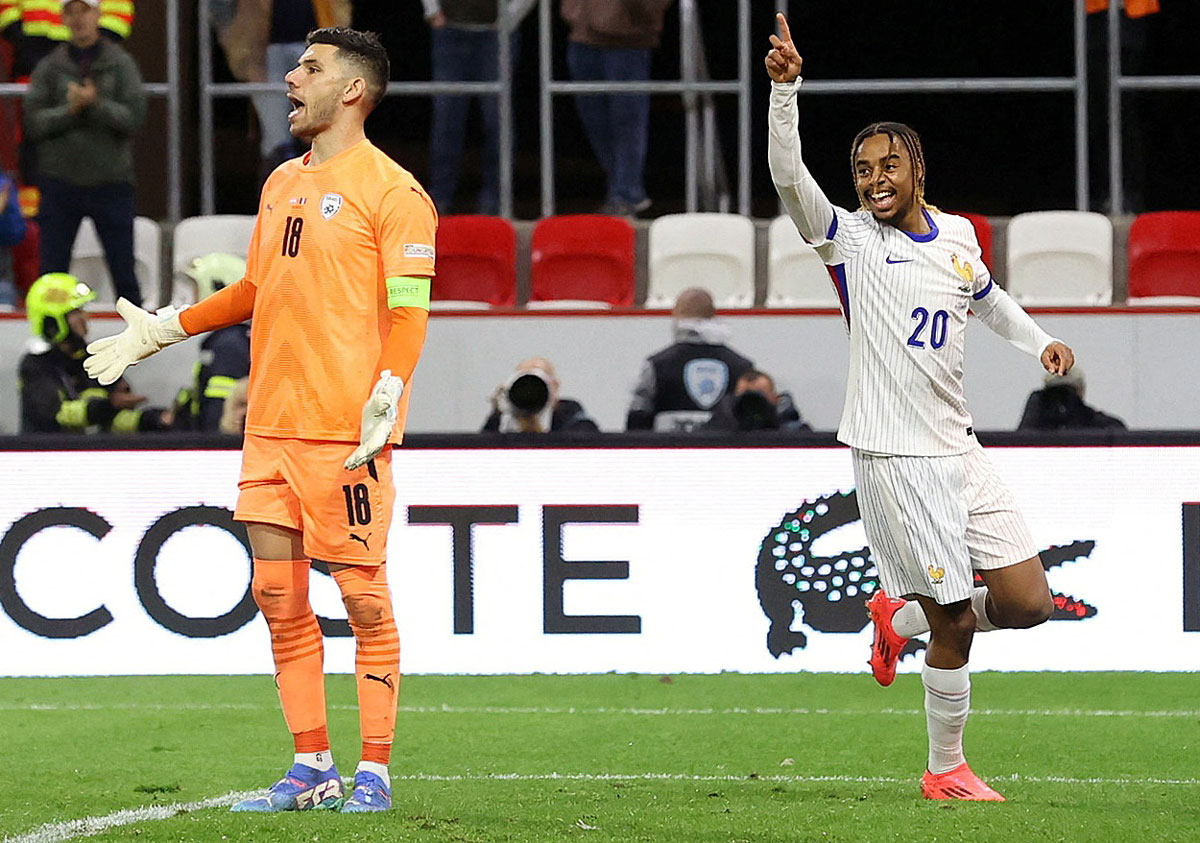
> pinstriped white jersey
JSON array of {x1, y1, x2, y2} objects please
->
[{"x1": 768, "y1": 79, "x2": 1057, "y2": 456}]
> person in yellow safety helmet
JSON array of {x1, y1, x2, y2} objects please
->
[
  {"x1": 175, "y1": 252, "x2": 251, "y2": 432},
  {"x1": 18, "y1": 272, "x2": 173, "y2": 433}
]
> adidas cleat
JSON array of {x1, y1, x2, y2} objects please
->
[
  {"x1": 920, "y1": 761, "x2": 1006, "y2": 801},
  {"x1": 230, "y1": 763, "x2": 344, "y2": 812},
  {"x1": 341, "y1": 771, "x2": 392, "y2": 813},
  {"x1": 866, "y1": 588, "x2": 910, "y2": 687}
]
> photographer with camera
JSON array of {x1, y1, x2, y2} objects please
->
[
  {"x1": 704, "y1": 369, "x2": 811, "y2": 433},
  {"x1": 481, "y1": 357, "x2": 600, "y2": 434}
]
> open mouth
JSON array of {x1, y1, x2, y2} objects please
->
[
  {"x1": 867, "y1": 188, "x2": 897, "y2": 213},
  {"x1": 287, "y1": 94, "x2": 304, "y2": 120}
]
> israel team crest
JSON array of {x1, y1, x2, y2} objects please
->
[
  {"x1": 683, "y1": 359, "x2": 729, "y2": 409},
  {"x1": 320, "y1": 193, "x2": 343, "y2": 219}
]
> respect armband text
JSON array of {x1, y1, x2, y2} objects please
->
[{"x1": 386, "y1": 276, "x2": 432, "y2": 310}]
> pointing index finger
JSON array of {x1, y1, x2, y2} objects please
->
[{"x1": 776, "y1": 12, "x2": 792, "y2": 45}]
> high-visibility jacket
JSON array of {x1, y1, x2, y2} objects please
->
[
  {"x1": 0, "y1": 0, "x2": 134, "y2": 44},
  {"x1": 1086, "y1": 0, "x2": 1160, "y2": 18}
]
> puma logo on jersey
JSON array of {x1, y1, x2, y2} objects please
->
[
  {"x1": 927, "y1": 564, "x2": 946, "y2": 585},
  {"x1": 350, "y1": 532, "x2": 371, "y2": 550},
  {"x1": 951, "y1": 254, "x2": 974, "y2": 283}
]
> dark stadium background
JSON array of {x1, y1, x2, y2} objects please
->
[{"x1": 125, "y1": 0, "x2": 1200, "y2": 221}]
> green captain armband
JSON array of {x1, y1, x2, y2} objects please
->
[{"x1": 386, "y1": 276, "x2": 432, "y2": 310}]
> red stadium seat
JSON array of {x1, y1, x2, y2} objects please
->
[
  {"x1": 433, "y1": 215, "x2": 517, "y2": 308},
  {"x1": 529, "y1": 214, "x2": 635, "y2": 308},
  {"x1": 1127, "y1": 212, "x2": 1200, "y2": 304},
  {"x1": 11, "y1": 218, "x2": 39, "y2": 301},
  {"x1": 959, "y1": 212, "x2": 994, "y2": 271}
]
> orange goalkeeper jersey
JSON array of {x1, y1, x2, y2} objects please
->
[{"x1": 241, "y1": 139, "x2": 436, "y2": 442}]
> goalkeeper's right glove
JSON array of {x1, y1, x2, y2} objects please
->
[{"x1": 84, "y1": 297, "x2": 190, "y2": 386}]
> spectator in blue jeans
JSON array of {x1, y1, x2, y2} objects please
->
[
  {"x1": 0, "y1": 172, "x2": 26, "y2": 308},
  {"x1": 23, "y1": 0, "x2": 146, "y2": 306},
  {"x1": 561, "y1": 0, "x2": 673, "y2": 217},
  {"x1": 422, "y1": 0, "x2": 518, "y2": 215}
]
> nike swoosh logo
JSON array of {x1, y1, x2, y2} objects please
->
[{"x1": 885, "y1": 256, "x2": 913, "y2": 264}]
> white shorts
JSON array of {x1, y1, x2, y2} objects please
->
[{"x1": 851, "y1": 445, "x2": 1037, "y2": 604}]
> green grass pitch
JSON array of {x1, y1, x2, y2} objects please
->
[{"x1": 2, "y1": 672, "x2": 1198, "y2": 842}]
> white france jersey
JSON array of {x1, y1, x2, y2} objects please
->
[
  {"x1": 767, "y1": 79, "x2": 1056, "y2": 458},
  {"x1": 821, "y1": 207, "x2": 991, "y2": 455}
]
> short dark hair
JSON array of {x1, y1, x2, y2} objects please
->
[{"x1": 306, "y1": 27, "x2": 390, "y2": 111}]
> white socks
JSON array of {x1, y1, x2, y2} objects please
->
[
  {"x1": 358, "y1": 760, "x2": 390, "y2": 788},
  {"x1": 892, "y1": 600, "x2": 930, "y2": 638},
  {"x1": 892, "y1": 586, "x2": 999, "y2": 638},
  {"x1": 970, "y1": 587, "x2": 1000, "y2": 632},
  {"x1": 296, "y1": 750, "x2": 334, "y2": 772},
  {"x1": 294, "y1": 752, "x2": 390, "y2": 788},
  {"x1": 922, "y1": 662, "x2": 970, "y2": 774}
]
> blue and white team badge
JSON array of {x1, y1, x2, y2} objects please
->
[
  {"x1": 684, "y1": 358, "x2": 728, "y2": 409},
  {"x1": 320, "y1": 193, "x2": 343, "y2": 220}
]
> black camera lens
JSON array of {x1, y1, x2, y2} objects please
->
[
  {"x1": 508, "y1": 373, "x2": 550, "y2": 415},
  {"x1": 732, "y1": 390, "x2": 779, "y2": 430}
]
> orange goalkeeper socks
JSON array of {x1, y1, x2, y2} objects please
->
[
  {"x1": 332, "y1": 563, "x2": 400, "y2": 764},
  {"x1": 251, "y1": 558, "x2": 329, "y2": 752}
]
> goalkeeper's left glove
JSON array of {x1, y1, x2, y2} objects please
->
[{"x1": 345, "y1": 369, "x2": 404, "y2": 470}]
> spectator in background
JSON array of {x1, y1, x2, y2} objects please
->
[
  {"x1": 19, "y1": 272, "x2": 172, "y2": 433},
  {"x1": 1018, "y1": 368, "x2": 1126, "y2": 431},
  {"x1": 704, "y1": 368, "x2": 811, "y2": 433},
  {"x1": 216, "y1": 0, "x2": 352, "y2": 183},
  {"x1": 627, "y1": 287, "x2": 753, "y2": 431},
  {"x1": 0, "y1": 171, "x2": 26, "y2": 308},
  {"x1": 23, "y1": 0, "x2": 146, "y2": 306},
  {"x1": 482, "y1": 356, "x2": 599, "y2": 433},
  {"x1": 560, "y1": 0, "x2": 673, "y2": 217},
  {"x1": 219, "y1": 376, "x2": 250, "y2": 434},
  {"x1": 0, "y1": 0, "x2": 134, "y2": 196},
  {"x1": 175, "y1": 252, "x2": 251, "y2": 432},
  {"x1": 422, "y1": 0, "x2": 517, "y2": 215}
]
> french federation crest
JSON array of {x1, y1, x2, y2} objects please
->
[
  {"x1": 683, "y1": 358, "x2": 728, "y2": 409},
  {"x1": 320, "y1": 193, "x2": 343, "y2": 220}
]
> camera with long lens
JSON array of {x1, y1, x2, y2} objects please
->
[
  {"x1": 504, "y1": 370, "x2": 552, "y2": 416},
  {"x1": 732, "y1": 389, "x2": 779, "y2": 430}
]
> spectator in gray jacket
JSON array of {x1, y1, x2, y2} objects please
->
[{"x1": 23, "y1": 0, "x2": 147, "y2": 306}]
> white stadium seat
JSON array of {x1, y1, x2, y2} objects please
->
[
  {"x1": 766, "y1": 215, "x2": 840, "y2": 308},
  {"x1": 1006, "y1": 211, "x2": 1113, "y2": 306},
  {"x1": 72, "y1": 216, "x2": 162, "y2": 310},
  {"x1": 171, "y1": 215, "x2": 258, "y2": 304},
  {"x1": 646, "y1": 213, "x2": 756, "y2": 309}
]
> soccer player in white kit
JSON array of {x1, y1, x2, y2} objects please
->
[{"x1": 765, "y1": 12, "x2": 1076, "y2": 801}]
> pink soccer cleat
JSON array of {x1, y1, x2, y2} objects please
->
[
  {"x1": 866, "y1": 588, "x2": 909, "y2": 687},
  {"x1": 920, "y1": 761, "x2": 1006, "y2": 801}
]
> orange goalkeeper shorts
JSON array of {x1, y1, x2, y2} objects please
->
[{"x1": 235, "y1": 433, "x2": 395, "y2": 565}]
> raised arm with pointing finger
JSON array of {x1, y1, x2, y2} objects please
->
[{"x1": 761, "y1": 9, "x2": 1078, "y2": 805}]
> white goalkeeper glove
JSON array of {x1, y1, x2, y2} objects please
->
[
  {"x1": 345, "y1": 369, "x2": 404, "y2": 470},
  {"x1": 84, "y1": 298, "x2": 190, "y2": 386}
]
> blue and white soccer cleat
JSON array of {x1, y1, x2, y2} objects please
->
[
  {"x1": 230, "y1": 763, "x2": 344, "y2": 812},
  {"x1": 340, "y1": 771, "x2": 392, "y2": 813}
]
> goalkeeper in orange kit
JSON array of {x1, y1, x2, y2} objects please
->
[{"x1": 85, "y1": 27, "x2": 436, "y2": 814}]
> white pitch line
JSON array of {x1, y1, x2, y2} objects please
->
[
  {"x1": 4, "y1": 702, "x2": 1200, "y2": 718},
  {"x1": 4, "y1": 773, "x2": 1195, "y2": 843},
  {"x1": 6, "y1": 772, "x2": 1200, "y2": 843},
  {"x1": 1, "y1": 790, "x2": 256, "y2": 843}
]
